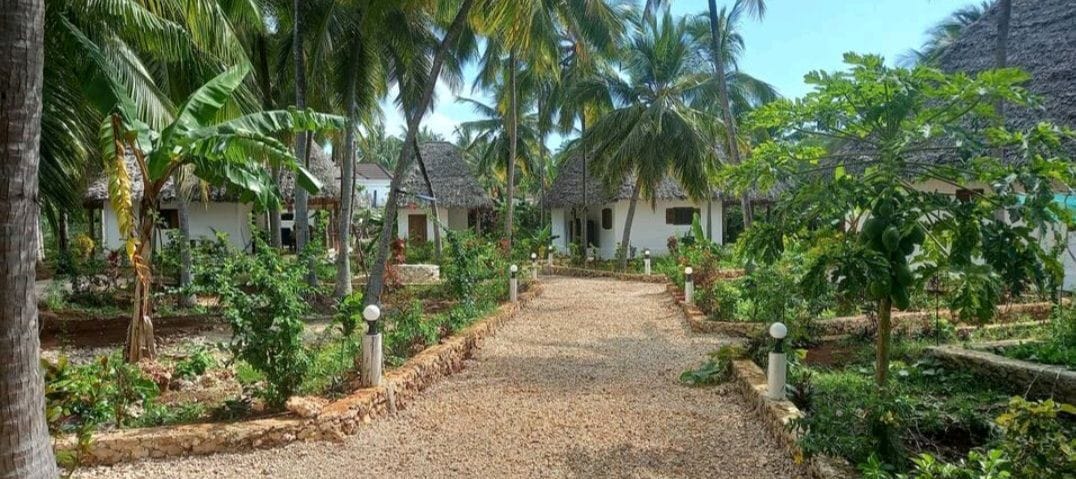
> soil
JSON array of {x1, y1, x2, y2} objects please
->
[{"x1": 804, "y1": 341, "x2": 860, "y2": 368}]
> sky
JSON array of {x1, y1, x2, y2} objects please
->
[{"x1": 379, "y1": 0, "x2": 978, "y2": 148}]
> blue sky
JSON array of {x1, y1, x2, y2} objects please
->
[{"x1": 381, "y1": 0, "x2": 978, "y2": 148}]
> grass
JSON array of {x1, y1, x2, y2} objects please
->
[{"x1": 1002, "y1": 341, "x2": 1076, "y2": 370}]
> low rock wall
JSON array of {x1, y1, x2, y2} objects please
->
[
  {"x1": 54, "y1": 283, "x2": 544, "y2": 466},
  {"x1": 926, "y1": 345, "x2": 1075, "y2": 404}
]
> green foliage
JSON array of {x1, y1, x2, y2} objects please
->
[
  {"x1": 209, "y1": 237, "x2": 310, "y2": 408},
  {"x1": 384, "y1": 300, "x2": 438, "y2": 366},
  {"x1": 707, "y1": 280, "x2": 741, "y2": 321},
  {"x1": 173, "y1": 347, "x2": 216, "y2": 379},
  {"x1": 1002, "y1": 307, "x2": 1076, "y2": 369},
  {"x1": 300, "y1": 334, "x2": 360, "y2": 397},
  {"x1": 404, "y1": 240, "x2": 436, "y2": 264},
  {"x1": 336, "y1": 291, "x2": 365, "y2": 337},
  {"x1": 679, "y1": 344, "x2": 745, "y2": 386},
  {"x1": 43, "y1": 354, "x2": 159, "y2": 434}
]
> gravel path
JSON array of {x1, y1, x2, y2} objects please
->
[{"x1": 77, "y1": 276, "x2": 798, "y2": 478}]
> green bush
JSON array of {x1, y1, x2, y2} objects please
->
[
  {"x1": 210, "y1": 237, "x2": 310, "y2": 408},
  {"x1": 705, "y1": 280, "x2": 741, "y2": 321},
  {"x1": 384, "y1": 299, "x2": 439, "y2": 365},
  {"x1": 1003, "y1": 307, "x2": 1076, "y2": 369},
  {"x1": 173, "y1": 347, "x2": 216, "y2": 379},
  {"x1": 43, "y1": 354, "x2": 159, "y2": 433}
]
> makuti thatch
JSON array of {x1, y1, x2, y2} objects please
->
[
  {"x1": 936, "y1": 0, "x2": 1075, "y2": 138},
  {"x1": 83, "y1": 147, "x2": 339, "y2": 206},
  {"x1": 544, "y1": 154, "x2": 772, "y2": 209},
  {"x1": 397, "y1": 141, "x2": 493, "y2": 209}
]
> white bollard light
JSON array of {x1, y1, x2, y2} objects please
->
[
  {"x1": 361, "y1": 304, "x2": 383, "y2": 387},
  {"x1": 547, "y1": 243, "x2": 554, "y2": 267},
  {"x1": 509, "y1": 264, "x2": 519, "y2": 303},
  {"x1": 684, "y1": 266, "x2": 694, "y2": 306},
  {"x1": 767, "y1": 322, "x2": 789, "y2": 400},
  {"x1": 531, "y1": 252, "x2": 538, "y2": 280},
  {"x1": 644, "y1": 249, "x2": 651, "y2": 276}
]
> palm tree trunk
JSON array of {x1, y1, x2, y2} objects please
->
[
  {"x1": 618, "y1": 177, "x2": 643, "y2": 271},
  {"x1": 414, "y1": 139, "x2": 442, "y2": 261},
  {"x1": 993, "y1": 0, "x2": 1011, "y2": 158},
  {"x1": 0, "y1": 1, "x2": 57, "y2": 474},
  {"x1": 707, "y1": 0, "x2": 752, "y2": 230},
  {"x1": 334, "y1": 41, "x2": 361, "y2": 299},
  {"x1": 57, "y1": 211, "x2": 69, "y2": 256},
  {"x1": 256, "y1": 34, "x2": 283, "y2": 248},
  {"x1": 505, "y1": 51, "x2": 518, "y2": 250},
  {"x1": 177, "y1": 192, "x2": 194, "y2": 308},
  {"x1": 293, "y1": 0, "x2": 312, "y2": 272},
  {"x1": 706, "y1": 197, "x2": 713, "y2": 240},
  {"x1": 363, "y1": 0, "x2": 475, "y2": 307},
  {"x1": 580, "y1": 115, "x2": 588, "y2": 259}
]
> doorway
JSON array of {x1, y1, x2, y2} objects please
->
[{"x1": 408, "y1": 214, "x2": 428, "y2": 243}]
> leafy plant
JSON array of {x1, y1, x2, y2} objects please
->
[
  {"x1": 679, "y1": 344, "x2": 745, "y2": 386},
  {"x1": 173, "y1": 347, "x2": 216, "y2": 379}
]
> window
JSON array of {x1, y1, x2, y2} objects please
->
[
  {"x1": 665, "y1": 207, "x2": 698, "y2": 225},
  {"x1": 282, "y1": 213, "x2": 295, "y2": 221},
  {"x1": 602, "y1": 208, "x2": 613, "y2": 230},
  {"x1": 157, "y1": 208, "x2": 179, "y2": 229},
  {"x1": 955, "y1": 188, "x2": 983, "y2": 203}
]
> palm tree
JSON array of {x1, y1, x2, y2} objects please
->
[
  {"x1": 705, "y1": 0, "x2": 765, "y2": 230},
  {"x1": 1, "y1": 1, "x2": 57, "y2": 476},
  {"x1": 899, "y1": 2, "x2": 990, "y2": 66},
  {"x1": 363, "y1": 0, "x2": 479, "y2": 308},
  {"x1": 458, "y1": 96, "x2": 546, "y2": 200},
  {"x1": 582, "y1": 12, "x2": 718, "y2": 271},
  {"x1": 473, "y1": 0, "x2": 626, "y2": 251}
]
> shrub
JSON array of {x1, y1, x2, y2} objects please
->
[
  {"x1": 705, "y1": 280, "x2": 741, "y2": 321},
  {"x1": 211, "y1": 237, "x2": 310, "y2": 408},
  {"x1": 173, "y1": 347, "x2": 216, "y2": 379},
  {"x1": 679, "y1": 344, "x2": 745, "y2": 386},
  {"x1": 43, "y1": 354, "x2": 159, "y2": 433},
  {"x1": 384, "y1": 299, "x2": 438, "y2": 365}
]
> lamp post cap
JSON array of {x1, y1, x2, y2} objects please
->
[
  {"x1": 644, "y1": 249, "x2": 650, "y2": 255},
  {"x1": 769, "y1": 322, "x2": 788, "y2": 340},
  {"x1": 531, "y1": 252, "x2": 537, "y2": 259},
  {"x1": 510, "y1": 264, "x2": 519, "y2": 273},
  {"x1": 684, "y1": 266, "x2": 693, "y2": 275},
  {"x1": 362, "y1": 304, "x2": 381, "y2": 321}
]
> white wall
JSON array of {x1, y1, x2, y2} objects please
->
[
  {"x1": 552, "y1": 199, "x2": 722, "y2": 259},
  {"x1": 99, "y1": 201, "x2": 253, "y2": 252},
  {"x1": 399, "y1": 206, "x2": 475, "y2": 240},
  {"x1": 357, "y1": 179, "x2": 391, "y2": 209}
]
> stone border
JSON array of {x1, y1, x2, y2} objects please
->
[
  {"x1": 729, "y1": 360, "x2": 858, "y2": 479},
  {"x1": 544, "y1": 265, "x2": 668, "y2": 283},
  {"x1": 926, "y1": 343, "x2": 1075, "y2": 404},
  {"x1": 54, "y1": 283, "x2": 545, "y2": 466}
]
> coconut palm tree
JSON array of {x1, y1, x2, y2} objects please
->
[
  {"x1": 900, "y1": 2, "x2": 990, "y2": 66},
  {"x1": 458, "y1": 96, "x2": 546, "y2": 200},
  {"x1": 472, "y1": 0, "x2": 627, "y2": 251},
  {"x1": 1, "y1": 2, "x2": 57, "y2": 476},
  {"x1": 582, "y1": 11, "x2": 719, "y2": 271},
  {"x1": 704, "y1": 0, "x2": 766, "y2": 230}
]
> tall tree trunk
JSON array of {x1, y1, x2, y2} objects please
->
[
  {"x1": 256, "y1": 34, "x2": 283, "y2": 248},
  {"x1": 874, "y1": 297, "x2": 893, "y2": 387},
  {"x1": 57, "y1": 211, "x2": 69, "y2": 256},
  {"x1": 177, "y1": 192, "x2": 194, "y2": 308},
  {"x1": 0, "y1": 1, "x2": 57, "y2": 475},
  {"x1": 706, "y1": 197, "x2": 713, "y2": 240},
  {"x1": 293, "y1": 0, "x2": 312, "y2": 277},
  {"x1": 334, "y1": 41, "x2": 361, "y2": 299},
  {"x1": 414, "y1": 139, "x2": 442, "y2": 262},
  {"x1": 618, "y1": 177, "x2": 643, "y2": 271},
  {"x1": 580, "y1": 116, "x2": 588, "y2": 259},
  {"x1": 504, "y1": 51, "x2": 518, "y2": 251},
  {"x1": 707, "y1": 0, "x2": 753, "y2": 229},
  {"x1": 993, "y1": 0, "x2": 1011, "y2": 158},
  {"x1": 362, "y1": 0, "x2": 475, "y2": 307}
]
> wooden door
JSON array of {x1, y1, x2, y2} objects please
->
[{"x1": 408, "y1": 214, "x2": 428, "y2": 243}]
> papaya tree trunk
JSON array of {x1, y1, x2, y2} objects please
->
[
  {"x1": 874, "y1": 296, "x2": 893, "y2": 387},
  {"x1": 618, "y1": 177, "x2": 643, "y2": 271},
  {"x1": 0, "y1": 0, "x2": 58, "y2": 473}
]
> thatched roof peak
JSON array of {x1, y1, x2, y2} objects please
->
[{"x1": 397, "y1": 141, "x2": 493, "y2": 209}]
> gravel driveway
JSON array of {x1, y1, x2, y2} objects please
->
[{"x1": 77, "y1": 276, "x2": 798, "y2": 478}]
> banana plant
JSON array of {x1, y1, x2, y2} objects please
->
[{"x1": 101, "y1": 64, "x2": 345, "y2": 362}]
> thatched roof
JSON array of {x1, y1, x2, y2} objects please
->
[
  {"x1": 355, "y1": 163, "x2": 392, "y2": 181},
  {"x1": 545, "y1": 154, "x2": 774, "y2": 209},
  {"x1": 84, "y1": 148, "x2": 339, "y2": 206},
  {"x1": 398, "y1": 141, "x2": 493, "y2": 209},
  {"x1": 936, "y1": 0, "x2": 1075, "y2": 136}
]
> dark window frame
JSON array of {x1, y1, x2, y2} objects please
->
[
  {"x1": 665, "y1": 207, "x2": 699, "y2": 225},
  {"x1": 601, "y1": 208, "x2": 613, "y2": 230}
]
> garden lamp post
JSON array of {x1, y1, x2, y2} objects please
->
[
  {"x1": 361, "y1": 304, "x2": 383, "y2": 387},
  {"x1": 510, "y1": 264, "x2": 519, "y2": 303},
  {"x1": 767, "y1": 322, "x2": 788, "y2": 400},
  {"x1": 547, "y1": 241, "x2": 554, "y2": 267},
  {"x1": 531, "y1": 252, "x2": 538, "y2": 280},
  {"x1": 684, "y1": 266, "x2": 694, "y2": 306},
  {"x1": 644, "y1": 249, "x2": 651, "y2": 276}
]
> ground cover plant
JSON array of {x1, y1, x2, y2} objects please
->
[{"x1": 999, "y1": 307, "x2": 1076, "y2": 370}]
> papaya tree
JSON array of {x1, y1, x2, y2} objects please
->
[
  {"x1": 103, "y1": 65, "x2": 344, "y2": 362},
  {"x1": 728, "y1": 53, "x2": 1074, "y2": 387}
]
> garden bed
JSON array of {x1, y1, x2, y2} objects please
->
[
  {"x1": 928, "y1": 343, "x2": 1076, "y2": 404},
  {"x1": 52, "y1": 282, "x2": 544, "y2": 466}
]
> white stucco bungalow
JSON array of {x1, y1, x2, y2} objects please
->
[
  {"x1": 395, "y1": 141, "x2": 493, "y2": 242},
  {"x1": 546, "y1": 154, "x2": 736, "y2": 259}
]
